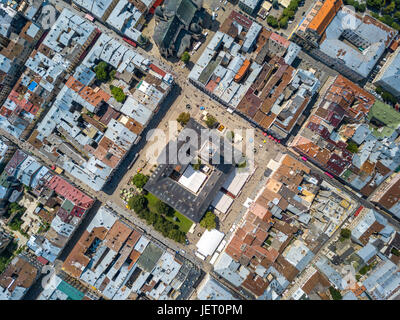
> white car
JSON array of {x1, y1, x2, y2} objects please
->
[{"x1": 216, "y1": 6, "x2": 220, "y2": 11}]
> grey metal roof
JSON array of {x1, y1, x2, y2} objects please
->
[{"x1": 319, "y1": 9, "x2": 397, "y2": 79}]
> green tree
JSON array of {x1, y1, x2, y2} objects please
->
[
  {"x1": 329, "y1": 287, "x2": 342, "y2": 300},
  {"x1": 168, "y1": 229, "x2": 185, "y2": 243},
  {"x1": 367, "y1": 0, "x2": 383, "y2": 9},
  {"x1": 200, "y1": 211, "x2": 217, "y2": 230},
  {"x1": 346, "y1": 141, "x2": 359, "y2": 153},
  {"x1": 137, "y1": 34, "x2": 149, "y2": 46},
  {"x1": 391, "y1": 247, "x2": 400, "y2": 256},
  {"x1": 131, "y1": 173, "x2": 149, "y2": 189},
  {"x1": 154, "y1": 199, "x2": 171, "y2": 216},
  {"x1": 340, "y1": 228, "x2": 352, "y2": 239},
  {"x1": 267, "y1": 16, "x2": 279, "y2": 28},
  {"x1": 110, "y1": 85, "x2": 126, "y2": 103},
  {"x1": 383, "y1": 1, "x2": 396, "y2": 13},
  {"x1": 272, "y1": 0, "x2": 279, "y2": 9},
  {"x1": 146, "y1": 211, "x2": 157, "y2": 225},
  {"x1": 192, "y1": 158, "x2": 201, "y2": 170},
  {"x1": 382, "y1": 91, "x2": 397, "y2": 104},
  {"x1": 358, "y1": 3, "x2": 366, "y2": 11},
  {"x1": 110, "y1": 69, "x2": 116, "y2": 80},
  {"x1": 181, "y1": 51, "x2": 191, "y2": 63},
  {"x1": 344, "y1": 0, "x2": 355, "y2": 5},
  {"x1": 237, "y1": 159, "x2": 247, "y2": 168},
  {"x1": 288, "y1": 0, "x2": 299, "y2": 11},
  {"x1": 205, "y1": 114, "x2": 217, "y2": 128},
  {"x1": 282, "y1": 8, "x2": 295, "y2": 18},
  {"x1": 359, "y1": 264, "x2": 372, "y2": 275},
  {"x1": 177, "y1": 112, "x2": 190, "y2": 126},
  {"x1": 94, "y1": 61, "x2": 109, "y2": 82},
  {"x1": 127, "y1": 195, "x2": 148, "y2": 212},
  {"x1": 279, "y1": 16, "x2": 289, "y2": 28},
  {"x1": 381, "y1": 14, "x2": 394, "y2": 25}
]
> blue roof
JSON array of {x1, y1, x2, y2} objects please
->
[
  {"x1": 356, "y1": 243, "x2": 377, "y2": 263},
  {"x1": 28, "y1": 81, "x2": 38, "y2": 92}
]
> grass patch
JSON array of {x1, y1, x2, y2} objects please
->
[
  {"x1": 145, "y1": 193, "x2": 193, "y2": 233},
  {"x1": 368, "y1": 100, "x2": 400, "y2": 138}
]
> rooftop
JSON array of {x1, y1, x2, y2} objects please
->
[
  {"x1": 319, "y1": 8, "x2": 397, "y2": 78},
  {"x1": 144, "y1": 119, "x2": 239, "y2": 222}
]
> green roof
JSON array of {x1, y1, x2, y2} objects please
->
[
  {"x1": 136, "y1": 242, "x2": 163, "y2": 273},
  {"x1": 368, "y1": 100, "x2": 400, "y2": 138},
  {"x1": 0, "y1": 171, "x2": 11, "y2": 188},
  {"x1": 61, "y1": 199, "x2": 75, "y2": 213},
  {"x1": 57, "y1": 281, "x2": 85, "y2": 300},
  {"x1": 155, "y1": 16, "x2": 182, "y2": 49},
  {"x1": 176, "y1": 0, "x2": 197, "y2": 26},
  {"x1": 198, "y1": 56, "x2": 223, "y2": 85},
  {"x1": 154, "y1": 0, "x2": 198, "y2": 50}
]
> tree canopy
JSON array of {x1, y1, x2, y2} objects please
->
[
  {"x1": 110, "y1": 85, "x2": 126, "y2": 103},
  {"x1": 127, "y1": 195, "x2": 148, "y2": 213},
  {"x1": 154, "y1": 199, "x2": 172, "y2": 216},
  {"x1": 340, "y1": 228, "x2": 351, "y2": 239},
  {"x1": 267, "y1": 16, "x2": 279, "y2": 28},
  {"x1": 346, "y1": 141, "x2": 359, "y2": 154},
  {"x1": 329, "y1": 287, "x2": 342, "y2": 300},
  {"x1": 192, "y1": 158, "x2": 201, "y2": 171},
  {"x1": 200, "y1": 211, "x2": 217, "y2": 230},
  {"x1": 177, "y1": 112, "x2": 190, "y2": 126},
  {"x1": 131, "y1": 173, "x2": 149, "y2": 189},
  {"x1": 94, "y1": 61, "x2": 109, "y2": 82},
  {"x1": 181, "y1": 51, "x2": 190, "y2": 63},
  {"x1": 205, "y1": 114, "x2": 217, "y2": 128}
]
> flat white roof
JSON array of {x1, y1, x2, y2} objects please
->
[
  {"x1": 222, "y1": 168, "x2": 250, "y2": 197},
  {"x1": 211, "y1": 191, "x2": 234, "y2": 214},
  {"x1": 178, "y1": 165, "x2": 207, "y2": 194},
  {"x1": 196, "y1": 229, "x2": 225, "y2": 257}
]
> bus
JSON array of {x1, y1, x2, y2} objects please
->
[
  {"x1": 324, "y1": 171, "x2": 334, "y2": 178},
  {"x1": 85, "y1": 14, "x2": 95, "y2": 22},
  {"x1": 193, "y1": 41, "x2": 202, "y2": 51},
  {"x1": 123, "y1": 37, "x2": 137, "y2": 47}
]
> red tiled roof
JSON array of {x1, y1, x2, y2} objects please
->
[
  {"x1": 46, "y1": 176, "x2": 94, "y2": 209},
  {"x1": 149, "y1": 64, "x2": 166, "y2": 78}
]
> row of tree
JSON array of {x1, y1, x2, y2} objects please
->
[
  {"x1": 375, "y1": 86, "x2": 398, "y2": 105},
  {"x1": 127, "y1": 195, "x2": 186, "y2": 243},
  {"x1": 267, "y1": 0, "x2": 301, "y2": 29},
  {"x1": 94, "y1": 61, "x2": 116, "y2": 83},
  {"x1": 366, "y1": 0, "x2": 400, "y2": 31}
]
